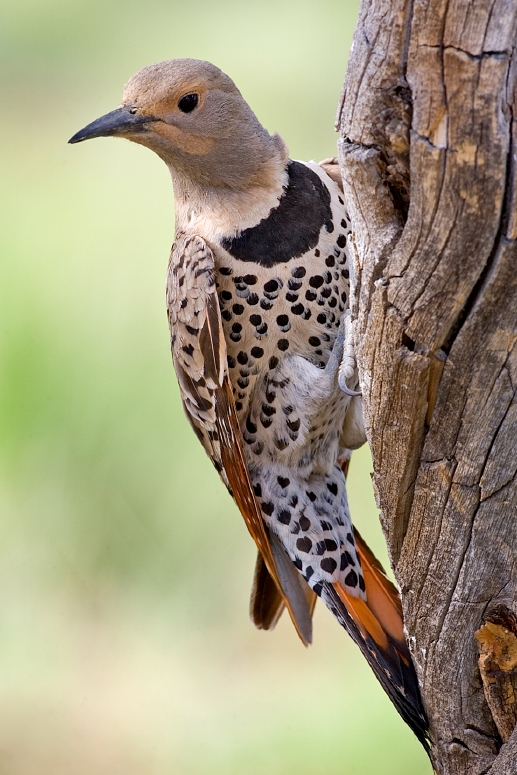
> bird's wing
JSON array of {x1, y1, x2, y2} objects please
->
[
  {"x1": 318, "y1": 157, "x2": 344, "y2": 191},
  {"x1": 166, "y1": 232, "x2": 314, "y2": 644}
]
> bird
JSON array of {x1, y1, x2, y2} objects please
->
[{"x1": 69, "y1": 58, "x2": 429, "y2": 750}]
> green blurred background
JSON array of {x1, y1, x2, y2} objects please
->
[{"x1": 0, "y1": 0, "x2": 430, "y2": 772}]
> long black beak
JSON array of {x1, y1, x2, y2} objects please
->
[{"x1": 68, "y1": 106, "x2": 158, "y2": 144}]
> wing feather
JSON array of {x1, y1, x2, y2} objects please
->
[{"x1": 166, "y1": 232, "x2": 312, "y2": 643}]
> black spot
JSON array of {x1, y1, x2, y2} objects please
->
[
  {"x1": 244, "y1": 274, "x2": 257, "y2": 285},
  {"x1": 344, "y1": 551, "x2": 354, "y2": 565},
  {"x1": 317, "y1": 313, "x2": 327, "y2": 324},
  {"x1": 338, "y1": 196, "x2": 344, "y2": 205},
  {"x1": 261, "y1": 502, "x2": 275, "y2": 516},
  {"x1": 235, "y1": 401, "x2": 242, "y2": 410},
  {"x1": 340, "y1": 553, "x2": 349, "y2": 571},
  {"x1": 312, "y1": 581, "x2": 323, "y2": 596},
  {"x1": 289, "y1": 494, "x2": 298, "y2": 507},
  {"x1": 182, "y1": 344, "x2": 194, "y2": 356},
  {"x1": 299, "y1": 515, "x2": 311, "y2": 531},
  {"x1": 337, "y1": 234, "x2": 347, "y2": 248},
  {"x1": 283, "y1": 405, "x2": 293, "y2": 415},
  {"x1": 269, "y1": 356, "x2": 279, "y2": 370},
  {"x1": 341, "y1": 291, "x2": 347, "y2": 303},
  {"x1": 221, "y1": 163, "x2": 332, "y2": 266},
  {"x1": 247, "y1": 293, "x2": 259, "y2": 305},
  {"x1": 291, "y1": 304, "x2": 304, "y2": 315},
  {"x1": 232, "y1": 323, "x2": 242, "y2": 334},
  {"x1": 345, "y1": 569, "x2": 358, "y2": 588},
  {"x1": 288, "y1": 279, "x2": 302, "y2": 291},
  {"x1": 222, "y1": 310, "x2": 232, "y2": 321},
  {"x1": 251, "y1": 346, "x2": 264, "y2": 359},
  {"x1": 346, "y1": 532, "x2": 354, "y2": 544},
  {"x1": 277, "y1": 339, "x2": 289, "y2": 351},
  {"x1": 237, "y1": 377, "x2": 249, "y2": 389},
  {"x1": 256, "y1": 323, "x2": 268, "y2": 335},
  {"x1": 305, "y1": 566, "x2": 314, "y2": 580},
  {"x1": 325, "y1": 256, "x2": 335, "y2": 267},
  {"x1": 264, "y1": 279, "x2": 279, "y2": 293},
  {"x1": 291, "y1": 266, "x2": 306, "y2": 278},
  {"x1": 294, "y1": 557, "x2": 303, "y2": 570},
  {"x1": 277, "y1": 476, "x2": 290, "y2": 488},
  {"x1": 219, "y1": 266, "x2": 232, "y2": 276},
  {"x1": 296, "y1": 536, "x2": 313, "y2": 553},
  {"x1": 286, "y1": 418, "x2": 300, "y2": 432},
  {"x1": 246, "y1": 417, "x2": 257, "y2": 434},
  {"x1": 262, "y1": 404, "x2": 276, "y2": 417},
  {"x1": 325, "y1": 220, "x2": 334, "y2": 233},
  {"x1": 307, "y1": 491, "x2": 317, "y2": 502},
  {"x1": 253, "y1": 482, "x2": 262, "y2": 497},
  {"x1": 341, "y1": 219, "x2": 347, "y2": 228},
  {"x1": 260, "y1": 299, "x2": 273, "y2": 311},
  {"x1": 328, "y1": 297, "x2": 337, "y2": 308},
  {"x1": 221, "y1": 290, "x2": 232, "y2": 301},
  {"x1": 327, "y1": 482, "x2": 339, "y2": 496},
  {"x1": 305, "y1": 290, "x2": 317, "y2": 302},
  {"x1": 359, "y1": 575, "x2": 366, "y2": 592},
  {"x1": 274, "y1": 437, "x2": 289, "y2": 450},
  {"x1": 277, "y1": 509, "x2": 291, "y2": 525},
  {"x1": 227, "y1": 356, "x2": 236, "y2": 369},
  {"x1": 341, "y1": 269, "x2": 350, "y2": 279},
  {"x1": 232, "y1": 304, "x2": 243, "y2": 315},
  {"x1": 314, "y1": 249, "x2": 320, "y2": 257},
  {"x1": 276, "y1": 314, "x2": 289, "y2": 328},
  {"x1": 265, "y1": 389, "x2": 276, "y2": 404},
  {"x1": 237, "y1": 351, "x2": 248, "y2": 365},
  {"x1": 321, "y1": 287, "x2": 332, "y2": 299},
  {"x1": 286, "y1": 292, "x2": 298, "y2": 302},
  {"x1": 250, "y1": 314, "x2": 262, "y2": 326},
  {"x1": 309, "y1": 275, "x2": 324, "y2": 288},
  {"x1": 309, "y1": 336, "x2": 320, "y2": 347},
  {"x1": 321, "y1": 557, "x2": 337, "y2": 574},
  {"x1": 320, "y1": 520, "x2": 332, "y2": 531}
]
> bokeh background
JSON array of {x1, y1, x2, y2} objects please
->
[{"x1": 0, "y1": 1, "x2": 431, "y2": 772}]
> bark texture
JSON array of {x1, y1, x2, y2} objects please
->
[{"x1": 337, "y1": 1, "x2": 517, "y2": 772}]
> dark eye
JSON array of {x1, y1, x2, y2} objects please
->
[{"x1": 178, "y1": 93, "x2": 199, "y2": 113}]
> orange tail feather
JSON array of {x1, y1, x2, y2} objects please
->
[{"x1": 327, "y1": 530, "x2": 429, "y2": 753}]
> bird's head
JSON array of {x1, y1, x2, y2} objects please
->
[{"x1": 69, "y1": 59, "x2": 288, "y2": 192}]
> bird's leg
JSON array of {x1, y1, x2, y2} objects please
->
[{"x1": 338, "y1": 311, "x2": 361, "y2": 397}]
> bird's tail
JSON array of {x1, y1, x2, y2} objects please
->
[{"x1": 324, "y1": 528, "x2": 429, "y2": 753}]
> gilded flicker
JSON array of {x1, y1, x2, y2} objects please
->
[{"x1": 70, "y1": 59, "x2": 429, "y2": 749}]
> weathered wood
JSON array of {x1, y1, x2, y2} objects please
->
[{"x1": 338, "y1": 0, "x2": 517, "y2": 772}]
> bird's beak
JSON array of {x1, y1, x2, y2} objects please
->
[{"x1": 68, "y1": 105, "x2": 158, "y2": 144}]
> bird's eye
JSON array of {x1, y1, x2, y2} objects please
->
[{"x1": 178, "y1": 93, "x2": 199, "y2": 113}]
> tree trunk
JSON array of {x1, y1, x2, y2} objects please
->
[{"x1": 337, "y1": 1, "x2": 517, "y2": 773}]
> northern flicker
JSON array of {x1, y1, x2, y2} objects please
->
[{"x1": 70, "y1": 59, "x2": 429, "y2": 750}]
